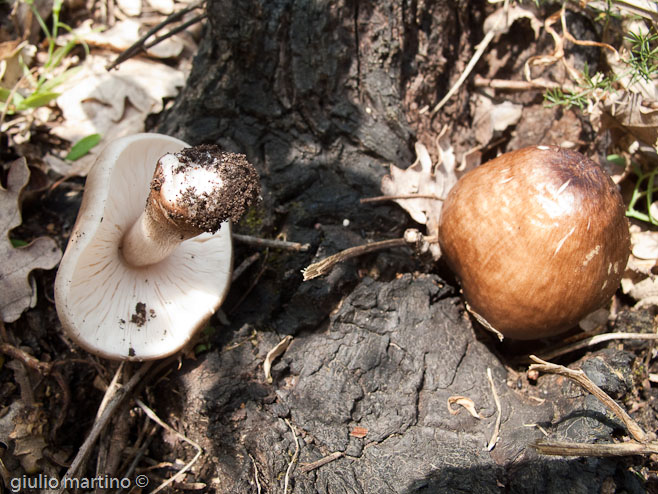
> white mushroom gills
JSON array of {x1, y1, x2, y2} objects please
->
[
  {"x1": 54, "y1": 134, "x2": 262, "y2": 360},
  {"x1": 121, "y1": 152, "x2": 223, "y2": 267}
]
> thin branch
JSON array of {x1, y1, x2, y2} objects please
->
[
  {"x1": 232, "y1": 252, "x2": 261, "y2": 282},
  {"x1": 528, "y1": 356, "x2": 649, "y2": 443},
  {"x1": 233, "y1": 233, "x2": 309, "y2": 252},
  {"x1": 360, "y1": 194, "x2": 444, "y2": 204},
  {"x1": 486, "y1": 368, "x2": 502, "y2": 451},
  {"x1": 95, "y1": 362, "x2": 124, "y2": 420},
  {"x1": 136, "y1": 398, "x2": 203, "y2": 494},
  {"x1": 0, "y1": 343, "x2": 52, "y2": 374},
  {"x1": 430, "y1": 28, "x2": 497, "y2": 115},
  {"x1": 473, "y1": 75, "x2": 559, "y2": 90},
  {"x1": 303, "y1": 238, "x2": 408, "y2": 281},
  {"x1": 300, "y1": 451, "x2": 344, "y2": 473},
  {"x1": 106, "y1": 0, "x2": 206, "y2": 70},
  {"x1": 533, "y1": 440, "x2": 658, "y2": 457},
  {"x1": 58, "y1": 361, "x2": 154, "y2": 491},
  {"x1": 283, "y1": 419, "x2": 300, "y2": 494},
  {"x1": 143, "y1": 13, "x2": 207, "y2": 50},
  {"x1": 538, "y1": 332, "x2": 658, "y2": 361}
]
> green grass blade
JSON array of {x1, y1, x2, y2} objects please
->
[
  {"x1": 15, "y1": 91, "x2": 60, "y2": 111},
  {"x1": 66, "y1": 133, "x2": 102, "y2": 161}
]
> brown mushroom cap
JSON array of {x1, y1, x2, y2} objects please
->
[{"x1": 438, "y1": 145, "x2": 630, "y2": 339}]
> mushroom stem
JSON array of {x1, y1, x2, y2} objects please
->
[
  {"x1": 120, "y1": 201, "x2": 200, "y2": 267},
  {"x1": 119, "y1": 144, "x2": 261, "y2": 268}
]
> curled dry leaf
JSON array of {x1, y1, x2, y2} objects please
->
[
  {"x1": 447, "y1": 396, "x2": 483, "y2": 419},
  {"x1": 263, "y1": 335, "x2": 293, "y2": 383},
  {"x1": 380, "y1": 135, "x2": 458, "y2": 259},
  {"x1": 0, "y1": 158, "x2": 62, "y2": 323}
]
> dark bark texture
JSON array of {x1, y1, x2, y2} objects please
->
[{"x1": 155, "y1": 1, "x2": 646, "y2": 493}]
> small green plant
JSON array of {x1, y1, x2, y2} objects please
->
[
  {"x1": 625, "y1": 157, "x2": 658, "y2": 226},
  {"x1": 0, "y1": 0, "x2": 88, "y2": 118},
  {"x1": 544, "y1": 64, "x2": 616, "y2": 110},
  {"x1": 625, "y1": 30, "x2": 658, "y2": 84}
]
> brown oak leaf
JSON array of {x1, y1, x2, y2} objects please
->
[
  {"x1": 381, "y1": 136, "x2": 458, "y2": 259},
  {"x1": 1, "y1": 158, "x2": 62, "y2": 322}
]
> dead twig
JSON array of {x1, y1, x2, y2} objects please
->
[
  {"x1": 302, "y1": 238, "x2": 408, "y2": 281},
  {"x1": 0, "y1": 342, "x2": 52, "y2": 374},
  {"x1": 143, "y1": 13, "x2": 206, "y2": 50},
  {"x1": 233, "y1": 233, "x2": 309, "y2": 252},
  {"x1": 228, "y1": 252, "x2": 270, "y2": 314},
  {"x1": 232, "y1": 252, "x2": 261, "y2": 283},
  {"x1": 538, "y1": 332, "x2": 658, "y2": 361},
  {"x1": 473, "y1": 75, "x2": 559, "y2": 91},
  {"x1": 486, "y1": 368, "x2": 502, "y2": 451},
  {"x1": 360, "y1": 194, "x2": 444, "y2": 204},
  {"x1": 533, "y1": 440, "x2": 658, "y2": 457},
  {"x1": 429, "y1": 28, "x2": 497, "y2": 114},
  {"x1": 528, "y1": 355, "x2": 651, "y2": 444},
  {"x1": 300, "y1": 451, "x2": 344, "y2": 473},
  {"x1": 106, "y1": 0, "x2": 206, "y2": 70},
  {"x1": 58, "y1": 361, "x2": 154, "y2": 492},
  {"x1": 135, "y1": 398, "x2": 203, "y2": 494},
  {"x1": 249, "y1": 453, "x2": 262, "y2": 494},
  {"x1": 283, "y1": 419, "x2": 300, "y2": 494},
  {"x1": 0, "y1": 342, "x2": 71, "y2": 437}
]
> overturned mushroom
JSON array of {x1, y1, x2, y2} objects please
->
[{"x1": 55, "y1": 133, "x2": 260, "y2": 360}]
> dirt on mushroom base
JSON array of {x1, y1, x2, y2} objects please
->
[{"x1": 154, "y1": 145, "x2": 262, "y2": 233}]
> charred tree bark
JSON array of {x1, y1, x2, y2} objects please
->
[{"x1": 155, "y1": 1, "x2": 645, "y2": 493}]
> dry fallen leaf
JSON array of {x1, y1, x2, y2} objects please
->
[
  {"x1": 631, "y1": 230, "x2": 658, "y2": 260},
  {"x1": 264, "y1": 335, "x2": 293, "y2": 383},
  {"x1": 620, "y1": 227, "x2": 658, "y2": 308},
  {"x1": 447, "y1": 396, "x2": 483, "y2": 419},
  {"x1": 50, "y1": 54, "x2": 186, "y2": 176},
  {"x1": 472, "y1": 94, "x2": 523, "y2": 146},
  {"x1": 381, "y1": 133, "x2": 458, "y2": 259},
  {"x1": 0, "y1": 158, "x2": 62, "y2": 322},
  {"x1": 5, "y1": 402, "x2": 48, "y2": 474},
  {"x1": 601, "y1": 94, "x2": 658, "y2": 149}
]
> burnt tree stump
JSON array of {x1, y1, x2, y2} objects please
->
[{"x1": 155, "y1": 1, "x2": 647, "y2": 492}]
